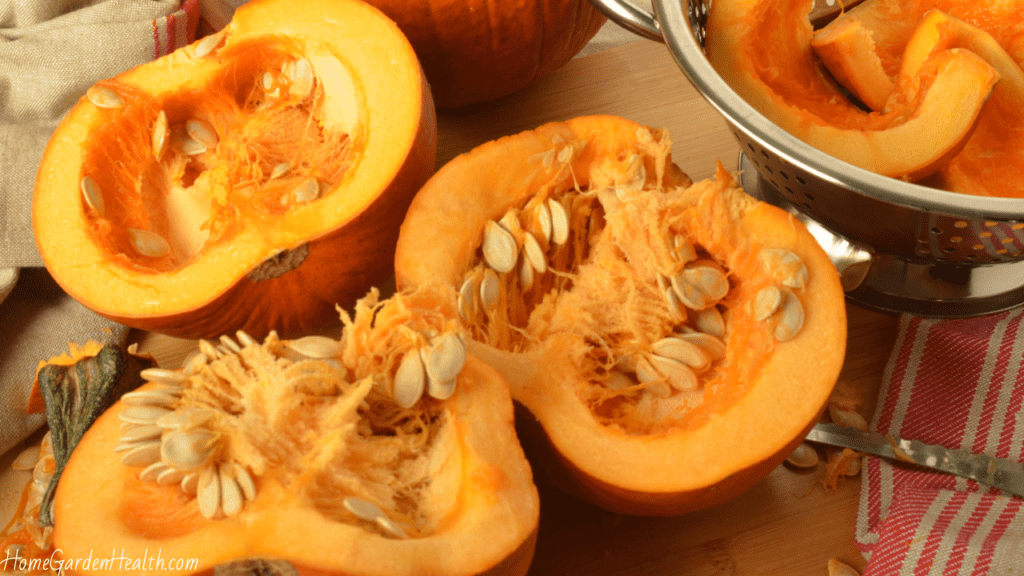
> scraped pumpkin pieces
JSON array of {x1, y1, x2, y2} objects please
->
[
  {"x1": 395, "y1": 115, "x2": 847, "y2": 515},
  {"x1": 33, "y1": 0, "x2": 436, "y2": 340},
  {"x1": 52, "y1": 288, "x2": 539, "y2": 576},
  {"x1": 706, "y1": 0, "x2": 999, "y2": 182}
]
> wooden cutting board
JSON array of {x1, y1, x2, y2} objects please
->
[{"x1": 1, "y1": 38, "x2": 900, "y2": 576}]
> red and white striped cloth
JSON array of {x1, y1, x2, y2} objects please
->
[{"x1": 857, "y1": 308, "x2": 1024, "y2": 575}]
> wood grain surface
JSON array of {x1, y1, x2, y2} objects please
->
[{"x1": 2, "y1": 38, "x2": 901, "y2": 575}]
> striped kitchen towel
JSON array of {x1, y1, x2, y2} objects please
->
[{"x1": 856, "y1": 308, "x2": 1024, "y2": 575}]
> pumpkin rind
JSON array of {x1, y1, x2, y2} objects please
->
[
  {"x1": 32, "y1": 0, "x2": 437, "y2": 340},
  {"x1": 52, "y1": 291, "x2": 539, "y2": 576},
  {"x1": 394, "y1": 115, "x2": 847, "y2": 515},
  {"x1": 364, "y1": 0, "x2": 606, "y2": 108}
]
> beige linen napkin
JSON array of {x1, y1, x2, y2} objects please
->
[{"x1": 0, "y1": 0, "x2": 198, "y2": 458}]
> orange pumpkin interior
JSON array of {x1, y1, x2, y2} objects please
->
[{"x1": 33, "y1": 0, "x2": 436, "y2": 339}]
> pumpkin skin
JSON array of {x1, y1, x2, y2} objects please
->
[
  {"x1": 32, "y1": 0, "x2": 437, "y2": 340},
  {"x1": 705, "y1": 0, "x2": 998, "y2": 182},
  {"x1": 51, "y1": 289, "x2": 539, "y2": 576},
  {"x1": 394, "y1": 115, "x2": 847, "y2": 515},
  {"x1": 811, "y1": 1, "x2": 1024, "y2": 198},
  {"x1": 364, "y1": 0, "x2": 606, "y2": 108}
]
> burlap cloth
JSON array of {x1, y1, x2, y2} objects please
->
[{"x1": 0, "y1": 0, "x2": 199, "y2": 458}]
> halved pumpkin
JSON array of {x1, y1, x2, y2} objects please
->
[
  {"x1": 52, "y1": 288, "x2": 539, "y2": 575},
  {"x1": 394, "y1": 115, "x2": 847, "y2": 515},
  {"x1": 33, "y1": 0, "x2": 436, "y2": 340},
  {"x1": 705, "y1": 0, "x2": 998, "y2": 181}
]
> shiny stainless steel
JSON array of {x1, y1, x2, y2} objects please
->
[
  {"x1": 590, "y1": 0, "x2": 1024, "y2": 316},
  {"x1": 807, "y1": 423, "x2": 1024, "y2": 498}
]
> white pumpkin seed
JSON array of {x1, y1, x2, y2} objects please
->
[
  {"x1": 677, "y1": 332, "x2": 727, "y2": 362},
  {"x1": 127, "y1": 228, "x2": 171, "y2": 258},
  {"x1": 547, "y1": 199, "x2": 569, "y2": 246},
  {"x1": 269, "y1": 161, "x2": 290, "y2": 180},
  {"x1": 194, "y1": 29, "x2": 226, "y2": 58},
  {"x1": 458, "y1": 272, "x2": 480, "y2": 320},
  {"x1": 519, "y1": 257, "x2": 535, "y2": 291},
  {"x1": 651, "y1": 336, "x2": 710, "y2": 371},
  {"x1": 157, "y1": 407, "x2": 214, "y2": 431},
  {"x1": 161, "y1": 428, "x2": 218, "y2": 471},
  {"x1": 141, "y1": 367, "x2": 188, "y2": 384},
  {"x1": 289, "y1": 58, "x2": 314, "y2": 99},
  {"x1": 522, "y1": 232, "x2": 547, "y2": 274},
  {"x1": 80, "y1": 175, "x2": 105, "y2": 217},
  {"x1": 672, "y1": 234, "x2": 697, "y2": 263},
  {"x1": 752, "y1": 285, "x2": 782, "y2": 322},
  {"x1": 234, "y1": 464, "x2": 257, "y2": 501},
  {"x1": 236, "y1": 330, "x2": 258, "y2": 347},
  {"x1": 604, "y1": 370, "x2": 635, "y2": 391},
  {"x1": 288, "y1": 335, "x2": 342, "y2": 359},
  {"x1": 647, "y1": 353, "x2": 699, "y2": 391},
  {"x1": 157, "y1": 466, "x2": 186, "y2": 485},
  {"x1": 427, "y1": 377, "x2": 457, "y2": 400},
  {"x1": 376, "y1": 515, "x2": 409, "y2": 538},
  {"x1": 219, "y1": 464, "x2": 244, "y2": 517},
  {"x1": 291, "y1": 177, "x2": 320, "y2": 203},
  {"x1": 197, "y1": 466, "x2": 221, "y2": 519},
  {"x1": 140, "y1": 461, "x2": 171, "y2": 483},
  {"x1": 119, "y1": 423, "x2": 163, "y2": 443},
  {"x1": 178, "y1": 137, "x2": 207, "y2": 156},
  {"x1": 693, "y1": 306, "x2": 725, "y2": 338},
  {"x1": 121, "y1": 389, "x2": 179, "y2": 409},
  {"x1": 424, "y1": 332, "x2": 466, "y2": 386},
  {"x1": 152, "y1": 110, "x2": 169, "y2": 160},
  {"x1": 343, "y1": 497, "x2": 385, "y2": 522},
  {"x1": 393, "y1": 349, "x2": 426, "y2": 409},
  {"x1": 482, "y1": 220, "x2": 519, "y2": 273},
  {"x1": 121, "y1": 441, "x2": 162, "y2": 467},
  {"x1": 86, "y1": 85, "x2": 124, "y2": 109},
  {"x1": 479, "y1": 268, "x2": 500, "y2": 313},
  {"x1": 262, "y1": 71, "x2": 276, "y2": 91},
  {"x1": 181, "y1": 472, "x2": 200, "y2": 495},
  {"x1": 785, "y1": 443, "x2": 819, "y2": 468},
  {"x1": 760, "y1": 248, "x2": 808, "y2": 289},
  {"x1": 665, "y1": 287, "x2": 684, "y2": 317},
  {"x1": 773, "y1": 288, "x2": 805, "y2": 342},
  {"x1": 534, "y1": 201, "x2": 552, "y2": 244},
  {"x1": 186, "y1": 118, "x2": 219, "y2": 149},
  {"x1": 120, "y1": 405, "x2": 172, "y2": 425},
  {"x1": 829, "y1": 405, "x2": 869, "y2": 432}
]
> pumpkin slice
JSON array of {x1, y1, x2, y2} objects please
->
[
  {"x1": 811, "y1": 17, "x2": 895, "y2": 111},
  {"x1": 705, "y1": 0, "x2": 997, "y2": 181},
  {"x1": 52, "y1": 288, "x2": 539, "y2": 576},
  {"x1": 394, "y1": 115, "x2": 847, "y2": 515},
  {"x1": 33, "y1": 0, "x2": 436, "y2": 340}
]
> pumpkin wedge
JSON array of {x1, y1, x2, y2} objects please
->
[
  {"x1": 52, "y1": 288, "x2": 539, "y2": 576},
  {"x1": 33, "y1": 0, "x2": 436, "y2": 340},
  {"x1": 394, "y1": 115, "x2": 847, "y2": 515},
  {"x1": 705, "y1": 0, "x2": 998, "y2": 181}
]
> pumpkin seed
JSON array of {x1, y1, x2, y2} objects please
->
[
  {"x1": 194, "y1": 29, "x2": 226, "y2": 58},
  {"x1": 121, "y1": 389, "x2": 179, "y2": 408},
  {"x1": 262, "y1": 71, "x2": 276, "y2": 91},
  {"x1": 760, "y1": 248, "x2": 808, "y2": 289},
  {"x1": 424, "y1": 332, "x2": 466, "y2": 387},
  {"x1": 181, "y1": 472, "x2": 200, "y2": 495},
  {"x1": 236, "y1": 330, "x2": 258, "y2": 348},
  {"x1": 829, "y1": 405, "x2": 869, "y2": 431},
  {"x1": 161, "y1": 428, "x2": 218, "y2": 471},
  {"x1": 651, "y1": 336, "x2": 709, "y2": 371},
  {"x1": 80, "y1": 175, "x2": 105, "y2": 217},
  {"x1": 178, "y1": 136, "x2": 207, "y2": 156},
  {"x1": 199, "y1": 339, "x2": 222, "y2": 360},
  {"x1": 269, "y1": 161, "x2": 291, "y2": 180},
  {"x1": 479, "y1": 268, "x2": 500, "y2": 313},
  {"x1": 197, "y1": 466, "x2": 221, "y2": 519},
  {"x1": 522, "y1": 231, "x2": 547, "y2": 273},
  {"x1": 393, "y1": 349, "x2": 426, "y2": 409},
  {"x1": 291, "y1": 177, "x2": 320, "y2": 203},
  {"x1": 427, "y1": 377, "x2": 457, "y2": 400},
  {"x1": 120, "y1": 405, "x2": 172, "y2": 425},
  {"x1": 152, "y1": 110, "x2": 169, "y2": 160},
  {"x1": 119, "y1": 423, "x2": 163, "y2": 443},
  {"x1": 482, "y1": 219, "x2": 519, "y2": 273},
  {"x1": 604, "y1": 370, "x2": 635, "y2": 391},
  {"x1": 519, "y1": 257, "x2": 535, "y2": 291},
  {"x1": 11, "y1": 446, "x2": 40, "y2": 471},
  {"x1": 672, "y1": 234, "x2": 697, "y2": 263},
  {"x1": 157, "y1": 407, "x2": 214, "y2": 431},
  {"x1": 121, "y1": 441, "x2": 161, "y2": 467},
  {"x1": 752, "y1": 285, "x2": 782, "y2": 321},
  {"x1": 289, "y1": 58, "x2": 314, "y2": 99},
  {"x1": 343, "y1": 496, "x2": 385, "y2": 522},
  {"x1": 693, "y1": 306, "x2": 725, "y2": 338},
  {"x1": 288, "y1": 335, "x2": 342, "y2": 359},
  {"x1": 773, "y1": 288, "x2": 805, "y2": 342},
  {"x1": 140, "y1": 461, "x2": 171, "y2": 483},
  {"x1": 234, "y1": 464, "x2": 257, "y2": 501},
  {"x1": 375, "y1": 515, "x2": 409, "y2": 538},
  {"x1": 186, "y1": 118, "x2": 219, "y2": 149},
  {"x1": 665, "y1": 287, "x2": 684, "y2": 317},
  {"x1": 646, "y1": 353, "x2": 699, "y2": 391},
  {"x1": 548, "y1": 198, "x2": 569, "y2": 245},
  {"x1": 458, "y1": 272, "x2": 480, "y2": 320},
  {"x1": 86, "y1": 85, "x2": 124, "y2": 109},
  {"x1": 533, "y1": 201, "x2": 552, "y2": 244},
  {"x1": 219, "y1": 464, "x2": 244, "y2": 517},
  {"x1": 157, "y1": 466, "x2": 186, "y2": 486},
  {"x1": 141, "y1": 367, "x2": 188, "y2": 384},
  {"x1": 785, "y1": 443, "x2": 819, "y2": 468},
  {"x1": 127, "y1": 228, "x2": 171, "y2": 258},
  {"x1": 677, "y1": 332, "x2": 726, "y2": 362}
]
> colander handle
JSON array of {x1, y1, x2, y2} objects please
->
[{"x1": 589, "y1": 0, "x2": 664, "y2": 42}]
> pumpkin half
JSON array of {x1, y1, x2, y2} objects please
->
[
  {"x1": 394, "y1": 115, "x2": 847, "y2": 515},
  {"x1": 32, "y1": 0, "x2": 437, "y2": 340},
  {"x1": 51, "y1": 288, "x2": 539, "y2": 576},
  {"x1": 705, "y1": 0, "x2": 999, "y2": 182},
  {"x1": 364, "y1": 0, "x2": 606, "y2": 108}
]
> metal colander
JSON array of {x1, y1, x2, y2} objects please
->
[{"x1": 589, "y1": 0, "x2": 1024, "y2": 317}]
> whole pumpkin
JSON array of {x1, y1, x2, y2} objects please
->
[{"x1": 365, "y1": 0, "x2": 607, "y2": 108}]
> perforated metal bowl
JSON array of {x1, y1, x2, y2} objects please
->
[{"x1": 590, "y1": 0, "x2": 1024, "y2": 317}]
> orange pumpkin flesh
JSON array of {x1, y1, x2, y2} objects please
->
[
  {"x1": 52, "y1": 289, "x2": 539, "y2": 576},
  {"x1": 364, "y1": 0, "x2": 606, "y2": 108},
  {"x1": 394, "y1": 115, "x2": 847, "y2": 515},
  {"x1": 33, "y1": 0, "x2": 436, "y2": 340},
  {"x1": 705, "y1": 0, "x2": 998, "y2": 182}
]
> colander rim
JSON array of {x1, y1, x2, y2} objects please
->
[{"x1": 652, "y1": 0, "x2": 1024, "y2": 222}]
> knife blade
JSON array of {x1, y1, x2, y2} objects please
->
[{"x1": 805, "y1": 422, "x2": 1024, "y2": 498}]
